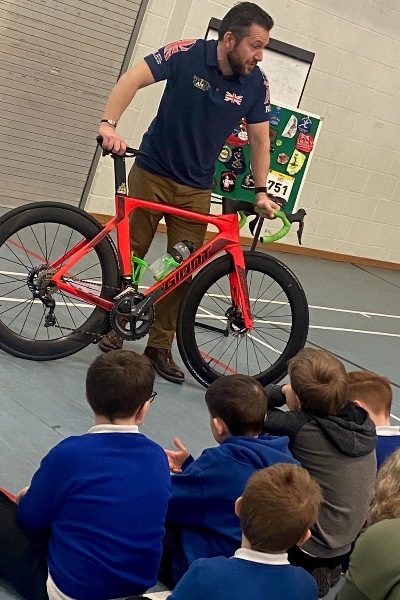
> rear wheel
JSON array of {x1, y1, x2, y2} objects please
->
[
  {"x1": 177, "y1": 251, "x2": 309, "y2": 388},
  {"x1": 0, "y1": 202, "x2": 120, "y2": 360}
]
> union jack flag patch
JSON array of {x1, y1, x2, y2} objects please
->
[
  {"x1": 224, "y1": 91, "x2": 243, "y2": 106},
  {"x1": 164, "y1": 39, "x2": 196, "y2": 61}
]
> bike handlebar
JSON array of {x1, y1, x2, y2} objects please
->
[
  {"x1": 239, "y1": 206, "x2": 307, "y2": 246},
  {"x1": 96, "y1": 136, "x2": 147, "y2": 159}
]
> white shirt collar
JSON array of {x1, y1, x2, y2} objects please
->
[
  {"x1": 376, "y1": 425, "x2": 400, "y2": 436},
  {"x1": 233, "y1": 547, "x2": 289, "y2": 565},
  {"x1": 87, "y1": 424, "x2": 139, "y2": 434}
]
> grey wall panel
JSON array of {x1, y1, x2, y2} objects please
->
[{"x1": 0, "y1": 0, "x2": 146, "y2": 208}]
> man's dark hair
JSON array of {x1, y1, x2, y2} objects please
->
[
  {"x1": 205, "y1": 374, "x2": 267, "y2": 436},
  {"x1": 86, "y1": 350, "x2": 154, "y2": 422},
  {"x1": 218, "y1": 2, "x2": 274, "y2": 42}
]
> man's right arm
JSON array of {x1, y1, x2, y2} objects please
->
[{"x1": 99, "y1": 60, "x2": 156, "y2": 154}]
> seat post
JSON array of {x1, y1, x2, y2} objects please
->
[{"x1": 113, "y1": 155, "x2": 128, "y2": 195}]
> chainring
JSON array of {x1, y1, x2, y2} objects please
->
[{"x1": 110, "y1": 290, "x2": 154, "y2": 341}]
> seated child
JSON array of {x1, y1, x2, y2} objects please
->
[
  {"x1": 263, "y1": 348, "x2": 377, "y2": 598},
  {"x1": 347, "y1": 369, "x2": 399, "y2": 468},
  {"x1": 160, "y1": 374, "x2": 299, "y2": 588},
  {"x1": 168, "y1": 463, "x2": 322, "y2": 600},
  {"x1": 336, "y1": 449, "x2": 400, "y2": 600},
  {"x1": 0, "y1": 350, "x2": 171, "y2": 600}
]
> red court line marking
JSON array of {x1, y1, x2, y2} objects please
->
[{"x1": 200, "y1": 351, "x2": 237, "y2": 374}]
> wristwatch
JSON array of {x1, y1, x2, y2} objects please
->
[
  {"x1": 100, "y1": 119, "x2": 118, "y2": 127},
  {"x1": 254, "y1": 186, "x2": 267, "y2": 194}
]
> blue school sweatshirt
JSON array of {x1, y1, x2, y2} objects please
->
[
  {"x1": 169, "y1": 553, "x2": 318, "y2": 600},
  {"x1": 17, "y1": 431, "x2": 170, "y2": 600},
  {"x1": 166, "y1": 434, "x2": 298, "y2": 583}
]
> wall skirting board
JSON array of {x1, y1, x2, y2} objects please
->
[{"x1": 90, "y1": 213, "x2": 400, "y2": 272}]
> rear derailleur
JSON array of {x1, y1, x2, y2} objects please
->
[{"x1": 27, "y1": 264, "x2": 58, "y2": 327}]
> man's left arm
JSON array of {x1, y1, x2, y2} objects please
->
[{"x1": 247, "y1": 121, "x2": 279, "y2": 219}]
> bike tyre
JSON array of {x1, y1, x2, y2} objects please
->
[
  {"x1": 0, "y1": 202, "x2": 120, "y2": 360},
  {"x1": 177, "y1": 251, "x2": 309, "y2": 388}
]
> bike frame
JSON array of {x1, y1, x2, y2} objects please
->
[{"x1": 50, "y1": 155, "x2": 254, "y2": 329}]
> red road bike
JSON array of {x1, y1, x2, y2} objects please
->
[{"x1": 0, "y1": 143, "x2": 309, "y2": 387}]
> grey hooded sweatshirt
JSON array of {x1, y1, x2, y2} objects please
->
[{"x1": 263, "y1": 385, "x2": 377, "y2": 558}]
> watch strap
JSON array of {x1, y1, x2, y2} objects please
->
[
  {"x1": 100, "y1": 119, "x2": 118, "y2": 127},
  {"x1": 254, "y1": 186, "x2": 267, "y2": 194}
]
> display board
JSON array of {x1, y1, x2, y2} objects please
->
[{"x1": 212, "y1": 105, "x2": 322, "y2": 213}]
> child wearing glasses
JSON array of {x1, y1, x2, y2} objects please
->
[{"x1": 0, "y1": 350, "x2": 170, "y2": 600}]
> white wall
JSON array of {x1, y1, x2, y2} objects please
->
[{"x1": 86, "y1": 0, "x2": 400, "y2": 263}]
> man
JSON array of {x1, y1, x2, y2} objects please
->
[{"x1": 98, "y1": 2, "x2": 279, "y2": 383}]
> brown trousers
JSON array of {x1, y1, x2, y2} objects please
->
[{"x1": 128, "y1": 164, "x2": 211, "y2": 349}]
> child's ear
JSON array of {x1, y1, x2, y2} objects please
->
[
  {"x1": 297, "y1": 528, "x2": 311, "y2": 547},
  {"x1": 234, "y1": 496, "x2": 242, "y2": 517},
  {"x1": 135, "y1": 400, "x2": 150, "y2": 425},
  {"x1": 213, "y1": 417, "x2": 229, "y2": 437},
  {"x1": 353, "y1": 399, "x2": 365, "y2": 409}
]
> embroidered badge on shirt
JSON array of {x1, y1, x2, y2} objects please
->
[
  {"x1": 193, "y1": 75, "x2": 211, "y2": 92},
  {"x1": 152, "y1": 51, "x2": 162, "y2": 65},
  {"x1": 259, "y1": 67, "x2": 270, "y2": 105},
  {"x1": 164, "y1": 39, "x2": 196, "y2": 61},
  {"x1": 224, "y1": 92, "x2": 243, "y2": 105}
]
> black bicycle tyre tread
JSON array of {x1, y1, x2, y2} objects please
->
[
  {"x1": 177, "y1": 251, "x2": 309, "y2": 388},
  {"x1": 0, "y1": 203, "x2": 119, "y2": 361}
]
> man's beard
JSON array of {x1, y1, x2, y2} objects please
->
[{"x1": 227, "y1": 49, "x2": 251, "y2": 77}]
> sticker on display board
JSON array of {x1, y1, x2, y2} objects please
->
[
  {"x1": 229, "y1": 147, "x2": 246, "y2": 173},
  {"x1": 270, "y1": 106, "x2": 282, "y2": 126},
  {"x1": 266, "y1": 171, "x2": 294, "y2": 202},
  {"x1": 296, "y1": 133, "x2": 314, "y2": 153},
  {"x1": 221, "y1": 170, "x2": 236, "y2": 192},
  {"x1": 282, "y1": 115, "x2": 298, "y2": 138},
  {"x1": 277, "y1": 153, "x2": 289, "y2": 165},
  {"x1": 241, "y1": 173, "x2": 254, "y2": 189},
  {"x1": 218, "y1": 145, "x2": 232, "y2": 163},
  {"x1": 298, "y1": 116, "x2": 313, "y2": 133}
]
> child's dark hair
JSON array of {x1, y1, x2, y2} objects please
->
[
  {"x1": 86, "y1": 350, "x2": 154, "y2": 422},
  {"x1": 288, "y1": 348, "x2": 347, "y2": 416},
  {"x1": 205, "y1": 374, "x2": 267, "y2": 436},
  {"x1": 218, "y1": 2, "x2": 274, "y2": 42},
  {"x1": 240, "y1": 464, "x2": 322, "y2": 553}
]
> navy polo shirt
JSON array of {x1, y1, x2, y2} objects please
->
[{"x1": 136, "y1": 39, "x2": 271, "y2": 189}]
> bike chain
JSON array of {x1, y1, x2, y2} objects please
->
[{"x1": 51, "y1": 276, "x2": 121, "y2": 340}]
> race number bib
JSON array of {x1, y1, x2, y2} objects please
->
[{"x1": 266, "y1": 171, "x2": 294, "y2": 202}]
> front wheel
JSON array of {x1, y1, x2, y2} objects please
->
[
  {"x1": 177, "y1": 251, "x2": 309, "y2": 388},
  {"x1": 0, "y1": 202, "x2": 120, "y2": 361}
]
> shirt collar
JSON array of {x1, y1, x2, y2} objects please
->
[
  {"x1": 233, "y1": 547, "x2": 289, "y2": 565},
  {"x1": 376, "y1": 425, "x2": 400, "y2": 436},
  {"x1": 206, "y1": 39, "x2": 246, "y2": 84},
  {"x1": 87, "y1": 424, "x2": 139, "y2": 434}
]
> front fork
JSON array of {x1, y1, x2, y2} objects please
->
[{"x1": 227, "y1": 248, "x2": 253, "y2": 329}]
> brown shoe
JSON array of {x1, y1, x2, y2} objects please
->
[
  {"x1": 98, "y1": 330, "x2": 124, "y2": 353},
  {"x1": 144, "y1": 346, "x2": 185, "y2": 384}
]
